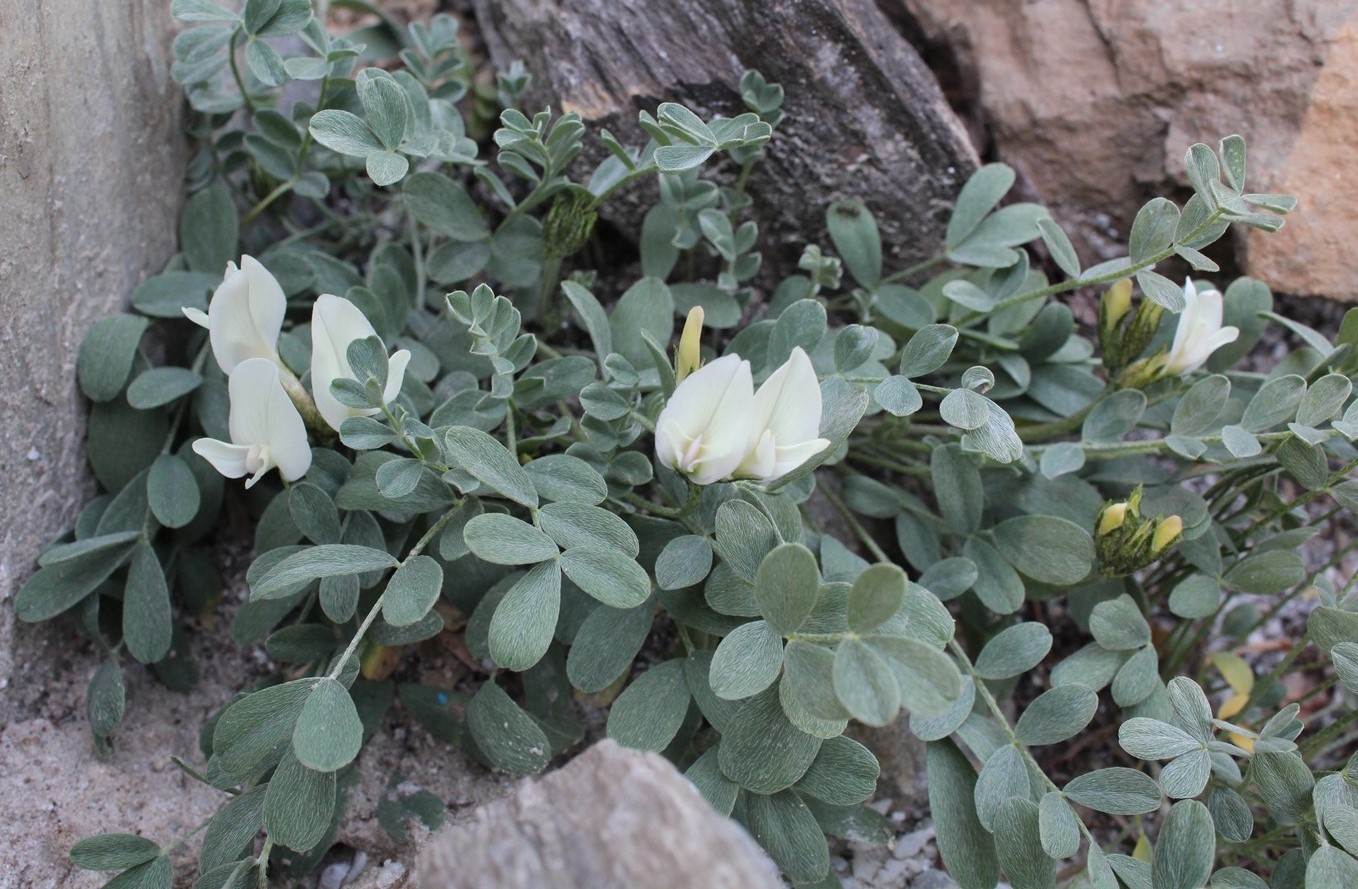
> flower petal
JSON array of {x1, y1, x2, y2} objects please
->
[
  {"x1": 657, "y1": 354, "x2": 747, "y2": 437},
  {"x1": 263, "y1": 370, "x2": 313, "y2": 483},
  {"x1": 760, "y1": 347, "x2": 822, "y2": 444},
  {"x1": 240, "y1": 255, "x2": 287, "y2": 349},
  {"x1": 191, "y1": 439, "x2": 252, "y2": 479},
  {"x1": 771, "y1": 437, "x2": 831, "y2": 479},
  {"x1": 182, "y1": 307, "x2": 210, "y2": 328},
  {"x1": 207, "y1": 259, "x2": 284, "y2": 372},
  {"x1": 228, "y1": 358, "x2": 284, "y2": 445},
  {"x1": 311, "y1": 294, "x2": 379, "y2": 432},
  {"x1": 383, "y1": 349, "x2": 412, "y2": 405}
]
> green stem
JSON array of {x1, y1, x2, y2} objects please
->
[
  {"x1": 880, "y1": 254, "x2": 946, "y2": 285},
  {"x1": 241, "y1": 177, "x2": 297, "y2": 226},
  {"x1": 326, "y1": 509, "x2": 459, "y2": 681},
  {"x1": 228, "y1": 29, "x2": 256, "y2": 114},
  {"x1": 948, "y1": 639, "x2": 1100, "y2": 845},
  {"x1": 408, "y1": 209, "x2": 426, "y2": 310},
  {"x1": 820, "y1": 483, "x2": 891, "y2": 563},
  {"x1": 1017, "y1": 405, "x2": 1094, "y2": 443},
  {"x1": 956, "y1": 208, "x2": 1228, "y2": 325}
]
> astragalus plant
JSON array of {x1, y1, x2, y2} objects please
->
[{"x1": 17, "y1": 1, "x2": 1358, "y2": 887}]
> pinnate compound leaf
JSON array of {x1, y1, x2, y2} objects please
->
[
  {"x1": 488, "y1": 561, "x2": 561, "y2": 672},
  {"x1": 975, "y1": 621, "x2": 1053, "y2": 680},
  {"x1": 1038, "y1": 792, "x2": 1081, "y2": 860},
  {"x1": 718, "y1": 686, "x2": 821, "y2": 794},
  {"x1": 252, "y1": 545, "x2": 398, "y2": 599},
  {"x1": 743, "y1": 790, "x2": 830, "y2": 886},
  {"x1": 466, "y1": 682, "x2": 550, "y2": 775},
  {"x1": 833, "y1": 638, "x2": 899, "y2": 726},
  {"x1": 755, "y1": 543, "x2": 820, "y2": 634},
  {"x1": 382, "y1": 555, "x2": 444, "y2": 628},
  {"x1": 710, "y1": 620, "x2": 784, "y2": 700},
  {"x1": 1015, "y1": 684, "x2": 1098, "y2": 746},
  {"x1": 264, "y1": 751, "x2": 336, "y2": 852}
]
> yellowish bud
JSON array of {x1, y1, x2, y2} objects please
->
[
  {"x1": 1098, "y1": 502, "x2": 1128, "y2": 536},
  {"x1": 1103, "y1": 279, "x2": 1133, "y2": 329},
  {"x1": 675, "y1": 306, "x2": 705, "y2": 384},
  {"x1": 1151, "y1": 515, "x2": 1184, "y2": 555}
]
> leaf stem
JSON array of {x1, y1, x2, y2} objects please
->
[{"x1": 326, "y1": 508, "x2": 460, "y2": 681}]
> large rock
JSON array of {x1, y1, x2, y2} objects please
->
[
  {"x1": 0, "y1": 1, "x2": 186, "y2": 884},
  {"x1": 904, "y1": 0, "x2": 1358, "y2": 301},
  {"x1": 418, "y1": 740, "x2": 782, "y2": 888},
  {"x1": 0, "y1": 1, "x2": 185, "y2": 679},
  {"x1": 473, "y1": 0, "x2": 979, "y2": 269}
]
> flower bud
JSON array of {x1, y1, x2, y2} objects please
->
[
  {"x1": 1151, "y1": 515, "x2": 1184, "y2": 555},
  {"x1": 1162, "y1": 279, "x2": 1239, "y2": 375},
  {"x1": 676, "y1": 306, "x2": 705, "y2": 384},
  {"x1": 1098, "y1": 502, "x2": 1128, "y2": 536}
]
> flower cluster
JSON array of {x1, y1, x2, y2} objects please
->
[
  {"x1": 187, "y1": 256, "x2": 409, "y2": 487},
  {"x1": 655, "y1": 311, "x2": 829, "y2": 485}
]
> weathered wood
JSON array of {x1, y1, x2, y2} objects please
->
[
  {"x1": 473, "y1": 0, "x2": 979, "y2": 267},
  {"x1": 417, "y1": 740, "x2": 782, "y2": 888}
]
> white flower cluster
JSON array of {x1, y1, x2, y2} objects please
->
[
  {"x1": 655, "y1": 344, "x2": 829, "y2": 485},
  {"x1": 185, "y1": 256, "x2": 409, "y2": 487}
]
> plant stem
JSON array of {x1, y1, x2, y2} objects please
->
[
  {"x1": 408, "y1": 209, "x2": 426, "y2": 310},
  {"x1": 228, "y1": 29, "x2": 257, "y2": 114},
  {"x1": 242, "y1": 177, "x2": 297, "y2": 226},
  {"x1": 956, "y1": 207, "x2": 1228, "y2": 325},
  {"x1": 948, "y1": 639, "x2": 1100, "y2": 845},
  {"x1": 326, "y1": 508, "x2": 459, "y2": 681},
  {"x1": 820, "y1": 482, "x2": 891, "y2": 563}
]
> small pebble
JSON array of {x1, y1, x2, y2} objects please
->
[{"x1": 318, "y1": 862, "x2": 349, "y2": 889}]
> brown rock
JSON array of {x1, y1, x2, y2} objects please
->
[
  {"x1": 417, "y1": 740, "x2": 781, "y2": 888},
  {"x1": 904, "y1": 0, "x2": 1358, "y2": 300},
  {"x1": 473, "y1": 0, "x2": 979, "y2": 270}
]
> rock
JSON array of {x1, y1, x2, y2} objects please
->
[
  {"x1": 417, "y1": 740, "x2": 781, "y2": 888},
  {"x1": 473, "y1": 0, "x2": 978, "y2": 271},
  {"x1": 903, "y1": 0, "x2": 1358, "y2": 300},
  {"x1": 0, "y1": 0, "x2": 185, "y2": 695},
  {"x1": 0, "y1": 1, "x2": 186, "y2": 884}
]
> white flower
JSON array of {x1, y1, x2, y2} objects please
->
[
  {"x1": 735, "y1": 347, "x2": 829, "y2": 481},
  {"x1": 311, "y1": 294, "x2": 411, "y2": 432},
  {"x1": 183, "y1": 255, "x2": 287, "y2": 374},
  {"x1": 655, "y1": 354, "x2": 756, "y2": 485},
  {"x1": 1163, "y1": 279, "x2": 1240, "y2": 375},
  {"x1": 192, "y1": 358, "x2": 312, "y2": 488}
]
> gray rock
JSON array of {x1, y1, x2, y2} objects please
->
[
  {"x1": 473, "y1": 0, "x2": 978, "y2": 274},
  {"x1": 0, "y1": 0, "x2": 185, "y2": 702},
  {"x1": 417, "y1": 740, "x2": 781, "y2": 889},
  {"x1": 0, "y1": 2, "x2": 188, "y2": 885}
]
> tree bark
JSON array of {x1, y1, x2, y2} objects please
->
[{"x1": 473, "y1": 0, "x2": 978, "y2": 268}]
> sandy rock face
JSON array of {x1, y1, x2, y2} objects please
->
[
  {"x1": 0, "y1": 0, "x2": 186, "y2": 688},
  {"x1": 905, "y1": 0, "x2": 1358, "y2": 301},
  {"x1": 0, "y1": 1, "x2": 186, "y2": 884},
  {"x1": 418, "y1": 740, "x2": 782, "y2": 889}
]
